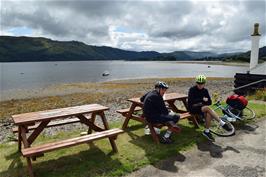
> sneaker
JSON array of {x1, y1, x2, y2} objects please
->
[
  {"x1": 222, "y1": 123, "x2": 233, "y2": 131},
  {"x1": 202, "y1": 131, "x2": 215, "y2": 142},
  {"x1": 160, "y1": 136, "x2": 173, "y2": 144}
]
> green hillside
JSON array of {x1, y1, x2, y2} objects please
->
[
  {"x1": 0, "y1": 36, "x2": 161, "y2": 62},
  {"x1": 1, "y1": 36, "x2": 265, "y2": 62}
]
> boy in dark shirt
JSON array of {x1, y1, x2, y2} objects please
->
[
  {"x1": 188, "y1": 75, "x2": 232, "y2": 141},
  {"x1": 141, "y1": 81, "x2": 180, "y2": 144}
]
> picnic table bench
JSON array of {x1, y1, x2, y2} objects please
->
[
  {"x1": 12, "y1": 104, "x2": 124, "y2": 177},
  {"x1": 117, "y1": 93, "x2": 199, "y2": 143}
]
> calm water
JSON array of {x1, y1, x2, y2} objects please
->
[{"x1": 0, "y1": 61, "x2": 248, "y2": 91}]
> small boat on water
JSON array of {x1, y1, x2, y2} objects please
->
[{"x1": 102, "y1": 71, "x2": 110, "y2": 76}]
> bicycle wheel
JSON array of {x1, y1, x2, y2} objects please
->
[
  {"x1": 209, "y1": 118, "x2": 235, "y2": 137},
  {"x1": 228, "y1": 107, "x2": 256, "y2": 121}
]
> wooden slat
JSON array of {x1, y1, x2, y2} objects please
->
[
  {"x1": 130, "y1": 115, "x2": 145, "y2": 123},
  {"x1": 28, "y1": 120, "x2": 50, "y2": 145},
  {"x1": 127, "y1": 93, "x2": 188, "y2": 104},
  {"x1": 180, "y1": 112, "x2": 192, "y2": 119},
  {"x1": 22, "y1": 128, "x2": 124, "y2": 157},
  {"x1": 76, "y1": 114, "x2": 104, "y2": 132},
  {"x1": 163, "y1": 93, "x2": 188, "y2": 101},
  {"x1": 12, "y1": 104, "x2": 109, "y2": 125},
  {"x1": 116, "y1": 107, "x2": 142, "y2": 114},
  {"x1": 12, "y1": 118, "x2": 82, "y2": 133},
  {"x1": 127, "y1": 97, "x2": 142, "y2": 104}
]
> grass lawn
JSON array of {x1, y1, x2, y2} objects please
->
[{"x1": 0, "y1": 101, "x2": 265, "y2": 177}]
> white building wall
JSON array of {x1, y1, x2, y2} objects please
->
[{"x1": 250, "y1": 35, "x2": 260, "y2": 70}]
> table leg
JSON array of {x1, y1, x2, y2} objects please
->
[
  {"x1": 20, "y1": 126, "x2": 30, "y2": 148},
  {"x1": 147, "y1": 123, "x2": 160, "y2": 144},
  {"x1": 180, "y1": 98, "x2": 199, "y2": 128},
  {"x1": 167, "y1": 100, "x2": 188, "y2": 113},
  {"x1": 88, "y1": 113, "x2": 96, "y2": 134},
  {"x1": 26, "y1": 157, "x2": 34, "y2": 177},
  {"x1": 167, "y1": 100, "x2": 179, "y2": 113},
  {"x1": 122, "y1": 103, "x2": 137, "y2": 129},
  {"x1": 20, "y1": 126, "x2": 35, "y2": 176},
  {"x1": 27, "y1": 120, "x2": 50, "y2": 145},
  {"x1": 99, "y1": 111, "x2": 118, "y2": 152},
  {"x1": 77, "y1": 114, "x2": 104, "y2": 132},
  {"x1": 181, "y1": 98, "x2": 189, "y2": 110},
  {"x1": 18, "y1": 126, "x2": 22, "y2": 151},
  {"x1": 190, "y1": 114, "x2": 200, "y2": 128}
]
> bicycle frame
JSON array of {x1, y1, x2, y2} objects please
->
[{"x1": 213, "y1": 101, "x2": 242, "y2": 121}]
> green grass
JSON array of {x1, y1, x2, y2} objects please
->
[
  {"x1": 247, "y1": 89, "x2": 266, "y2": 101},
  {"x1": 0, "y1": 120, "x2": 202, "y2": 177},
  {"x1": 0, "y1": 101, "x2": 265, "y2": 177}
]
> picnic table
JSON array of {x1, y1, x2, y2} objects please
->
[
  {"x1": 117, "y1": 93, "x2": 199, "y2": 143},
  {"x1": 12, "y1": 104, "x2": 124, "y2": 177}
]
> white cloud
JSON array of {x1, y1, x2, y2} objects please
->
[{"x1": 1, "y1": 0, "x2": 265, "y2": 53}]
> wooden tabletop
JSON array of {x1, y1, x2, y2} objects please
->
[
  {"x1": 12, "y1": 104, "x2": 109, "y2": 125},
  {"x1": 127, "y1": 92, "x2": 188, "y2": 104}
]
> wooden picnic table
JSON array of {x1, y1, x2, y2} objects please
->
[
  {"x1": 118, "y1": 92, "x2": 199, "y2": 130},
  {"x1": 12, "y1": 103, "x2": 123, "y2": 177}
]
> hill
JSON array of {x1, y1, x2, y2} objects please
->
[
  {"x1": 162, "y1": 51, "x2": 217, "y2": 60},
  {"x1": 0, "y1": 36, "x2": 265, "y2": 62},
  {"x1": 201, "y1": 46, "x2": 266, "y2": 62},
  {"x1": 0, "y1": 36, "x2": 161, "y2": 62}
]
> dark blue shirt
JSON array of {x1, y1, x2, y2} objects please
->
[
  {"x1": 141, "y1": 90, "x2": 168, "y2": 120},
  {"x1": 188, "y1": 85, "x2": 212, "y2": 112}
]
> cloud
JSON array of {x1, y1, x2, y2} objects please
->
[{"x1": 1, "y1": 0, "x2": 265, "y2": 53}]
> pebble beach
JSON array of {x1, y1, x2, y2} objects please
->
[{"x1": 0, "y1": 77, "x2": 235, "y2": 143}]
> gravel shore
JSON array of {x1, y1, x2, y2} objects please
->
[{"x1": 0, "y1": 77, "x2": 235, "y2": 143}]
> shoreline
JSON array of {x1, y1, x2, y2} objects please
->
[
  {"x1": 0, "y1": 77, "x2": 233, "y2": 101},
  {"x1": 175, "y1": 60, "x2": 249, "y2": 66}
]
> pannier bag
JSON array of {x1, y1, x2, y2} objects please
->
[{"x1": 226, "y1": 94, "x2": 248, "y2": 110}]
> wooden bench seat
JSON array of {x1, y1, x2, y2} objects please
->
[
  {"x1": 145, "y1": 114, "x2": 188, "y2": 144},
  {"x1": 22, "y1": 128, "x2": 124, "y2": 157},
  {"x1": 117, "y1": 107, "x2": 199, "y2": 143},
  {"x1": 116, "y1": 107, "x2": 142, "y2": 115},
  {"x1": 12, "y1": 117, "x2": 82, "y2": 133},
  {"x1": 180, "y1": 112, "x2": 192, "y2": 119},
  {"x1": 117, "y1": 107, "x2": 190, "y2": 119}
]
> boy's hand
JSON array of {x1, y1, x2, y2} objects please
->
[{"x1": 203, "y1": 97, "x2": 208, "y2": 102}]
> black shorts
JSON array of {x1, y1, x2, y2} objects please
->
[
  {"x1": 189, "y1": 105, "x2": 204, "y2": 117},
  {"x1": 146, "y1": 114, "x2": 180, "y2": 124}
]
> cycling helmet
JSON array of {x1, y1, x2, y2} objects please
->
[
  {"x1": 195, "y1": 74, "x2": 206, "y2": 84},
  {"x1": 155, "y1": 81, "x2": 169, "y2": 89}
]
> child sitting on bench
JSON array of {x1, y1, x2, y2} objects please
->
[{"x1": 140, "y1": 81, "x2": 180, "y2": 144}]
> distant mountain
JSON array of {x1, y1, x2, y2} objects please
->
[
  {"x1": 0, "y1": 36, "x2": 265, "y2": 62},
  {"x1": 0, "y1": 36, "x2": 161, "y2": 62},
  {"x1": 205, "y1": 46, "x2": 266, "y2": 62},
  {"x1": 162, "y1": 51, "x2": 217, "y2": 60}
]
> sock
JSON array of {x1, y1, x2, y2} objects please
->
[
  {"x1": 164, "y1": 130, "x2": 172, "y2": 138},
  {"x1": 204, "y1": 129, "x2": 210, "y2": 133},
  {"x1": 220, "y1": 119, "x2": 225, "y2": 126}
]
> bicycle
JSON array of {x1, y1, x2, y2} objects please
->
[
  {"x1": 207, "y1": 95, "x2": 256, "y2": 137},
  {"x1": 213, "y1": 96, "x2": 256, "y2": 122}
]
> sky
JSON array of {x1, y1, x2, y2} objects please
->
[{"x1": 1, "y1": 0, "x2": 265, "y2": 53}]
